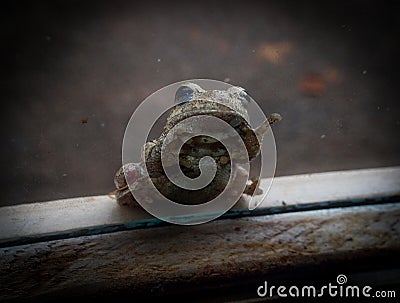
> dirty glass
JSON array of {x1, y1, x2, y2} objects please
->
[{"x1": 1, "y1": 1, "x2": 399, "y2": 206}]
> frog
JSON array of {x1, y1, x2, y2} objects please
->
[{"x1": 113, "y1": 82, "x2": 281, "y2": 207}]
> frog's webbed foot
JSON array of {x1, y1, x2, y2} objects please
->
[
  {"x1": 243, "y1": 177, "x2": 263, "y2": 196},
  {"x1": 112, "y1": 163, "x2": 144, "y2": 207}
]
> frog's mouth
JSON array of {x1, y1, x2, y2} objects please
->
[
  {"x1": 165, "y1": 107, "x2": 260, "y2": 160},
  {"x1": 168, "y1": 99, "x2": 249, "y2": 126},
  {"x1": 169, "y1": 99, "x2": 250, "y2": 125}
]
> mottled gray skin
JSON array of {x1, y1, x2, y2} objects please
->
[{"x1": 114, "y1": 83, "x2": 281, "y2": 206}]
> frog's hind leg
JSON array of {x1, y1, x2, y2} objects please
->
[{"x1": 114, "y1": 187, "x2": 140, "y2": 207}]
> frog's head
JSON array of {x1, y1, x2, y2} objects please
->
[
  {"x1": 168, "y1": 82, "x2": 251, "y2": 124},
  {"x1": 168, "y1": 82, "x2": 282, "y2": 140},
  {"x1": 161, "y1": 82, "x2": 265, "y2": 159}
]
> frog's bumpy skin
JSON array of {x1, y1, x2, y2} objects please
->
[{"x1": 117, "y1": 79, "x2": 279, "y2": 224}]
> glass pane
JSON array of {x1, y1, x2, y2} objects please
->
[{"x1": 1, "y1": 1, "x2": 399, "y2": 206}]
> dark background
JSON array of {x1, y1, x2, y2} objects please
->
[{"x1": 1, "y1": 0, "x2": 399, "y2": 206}]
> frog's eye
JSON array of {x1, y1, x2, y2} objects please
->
[
  {"x1": 175, "y1": 85, "x2": 194, "y2": 105},
  {"x1": 240, "y1": 90, "x2": 252, "y2": 107}
]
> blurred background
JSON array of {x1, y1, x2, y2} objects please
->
[{"x1": 1, "y1": 0, "x2": 399, "y2": 206}]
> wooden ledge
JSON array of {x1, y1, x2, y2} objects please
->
[
  {"x1": 0, "y1": 203, "x2": 399, "y2": 301},
  {"x1": 0, "y1": 167, "x2": 399, "y2": 301}
]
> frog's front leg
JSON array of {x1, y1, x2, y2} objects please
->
[
  {"x1": 243, "y1": 177, "x2": 262, "y2": 196},
  {"x1": 255, "y1": 113, "x2": 282, "y2": 142},
  {"x1": 233, "y1": 164, "x2": 263, "y2": 197}
]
